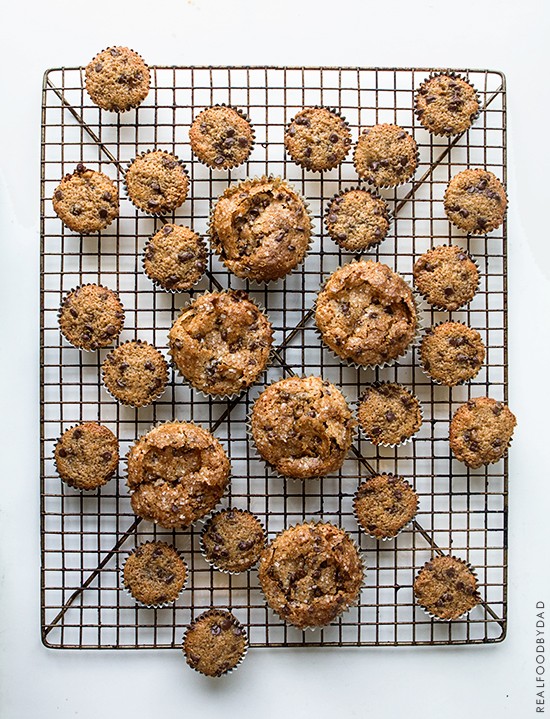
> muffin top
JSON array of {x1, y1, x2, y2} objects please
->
[
  {"x1": 357, "y1": 383, "x2": 422, "y2": 446},
  {"x1": 324, "y1": 189, "x2": 390, "y2": 252},
  {"x1": 189, "y1": 105, "x2": 254, "y2": 169},
  {"x1": 143, "y1": 224, "x2": 207, "y2": 292},
  {"x1": 415, "y1": 74, "x2": 479, "y2": 136},
  {"x1": 85, "y1": 46, "x2": 150, "y2": 112},
  {"x1": 353, "y1": 474, "x2": 418, "y2": 539},
  {"x1": 125, "y1": 151, "x2": 189, "y2": 215},
  {"x1": 413, "y1": 245, "x2": 479, "y2": 310},
  {"x1": 420, "y1": 322, "x2": 485, "y2": 386},
  {"x1": 183, "y1": 610, "x2": 248, "y2": 677},
  {"x1": 123, "y1": 542, "x2": 187, "y2": 607},
  {"x1": 102, "y1": 340, "x2": 168, "y2": 407},
  {"x1": 284, "y1": 107, "x2": 352, "y2": 171},
  {"x1": 59, "y1": 284, "x2": 124, "y2": 351},
  {"x1": 54, "y1": 422, "x2": 118, "y2": 490},
  {"x1": 53, "y1": 164, "x2": 119, "y2": 234},
  {"x1": 414, "y1": 555, "x2": 481, "y2": 620},
  {"x1": 201, "y1": 508, "x2": 266, "y2": 573},
  {"x1": 444, "y1": 169, "x2": 507, "y2": 235},
  {"x1": 353, "y1": 124, "x2": 417, "y2": 187}
]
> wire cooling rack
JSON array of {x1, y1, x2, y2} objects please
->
[{"x1": 40, "y1": 66, "x2": 508, "y2": 649}]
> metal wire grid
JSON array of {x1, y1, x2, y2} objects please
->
[{"x1": 40, "y1": 66, "x2": 507, "y2": 649}]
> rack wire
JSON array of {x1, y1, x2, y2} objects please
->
[{"x1": 40, "y1": 66, "x2": 508, "y2": 649}]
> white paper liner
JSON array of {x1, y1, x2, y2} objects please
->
[
  {"x1": 419, "y1": 320, "x2": 485, "y2": 387},
  {"x1": 412, "y1": 243, "x2": 481, "y2": 311},
  {"x1": 121, "y1": 541, "x2": 188, "y2": 609},
  {"x1": 414, "y1": 71, "x2": 482, "y2": 137},
  {"x1": 352, "y1": 473, "x2": 419, "y2": 542},
  {"x1": 101, "y1": 339, "x2": 169, "y2": 407},
  {"x1": 199, "y1": 508, "x2": 267, "y2": 575},
  {"x1": 413, "y1": 555, "x2": 482, "y2": 621},
  {"x1": 189, "y1": 104, "x2": 256, "y2": 170},
  {"x1": 58, "y1": 283, "x2": 125, "y2": 352},
  {"x1": 182, "y1": 608, "x2": 249, "y2": 677},
  {"x1": 355, "y1": 381, "x2": 424, "y2": 448}
]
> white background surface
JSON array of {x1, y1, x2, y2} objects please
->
[{"x1": 1, "y1": 1, "x2": 549, "y2": 717}]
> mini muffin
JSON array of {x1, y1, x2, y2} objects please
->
[
  {"x1": 357, "y1": 383, "x2": 422, "y2": 446},
  {"x1": 353, "y1": 474, "x2": 418, "y2": 539},
  {"x1": 210, "y1": 176, "x2": 312, "y2": 283},
  {"x1": 168, "y1": 290, "x2": 273, "y2": 397},
  {"x1": 449, "y1": 397, "x2": 516, "y2": 469},
  {"x1": 315, "y1": 261, "x2": 418, "y2": 368},
  {"x1": 353, "y1": 124, "x2": 417, "y2": 187},
  {"x1": 420, "y1": 322, "x2": 485, "y2": 386},
  {"x1": 444, "y1": 169, "x2": 507, "y2": 234},
  {"x1": 183, "y1": 609, "x2": 248, "y2": 677},
  {"x1": 324, "y1": 188, "x2": 390, "y2": 252},
  {"x1": 415, "y1": 73, "x2": 479, "y2": 136},
  {"x1": 123, "y1": 541, "x2": 187, "y2": 607},
  {"x1": 258, "y1": 522, "x2": 363, "y2": 630},
  {"x1": 59, "y1": 284, "x2": 124, "y2": 351},
  {"x1": 54, "y1": 422, "x2": 118, "y2": 490},
  {"x1": 284, "y1": 107, "x2": 352, "y2": 171},
  {"x1": 126, "y1": 421, "x2": 230, "y2": 529},
  {"x1": 250, "y1": 376, "x2": 356, "y2": 479},
  {"x1": 85, "y1": 46, "x2": 150, "y2": 112},
  {"x1": 102, "y1": 340, "x2": 168, "y2": 407},
  {"x1": 414, "y1": 555, "x2": 481, "y2": 620},
  {"x1": 125, "y1": 150, "x2": 189, "y2": 215},
  {"x1": 143, "y1": 224, "x2": 207, "y2": 291},
  {"x1": 201, "y1": 508, "x2": 266, "y2": 573},
  {"x1": 53, "y1": 164, "x2": 119, "y2": 234},
  {"x1": 189, "y1": 105, "x2": 254, "y2": 169},
  {"x1": 413, "y1": 245, "x2": 479, "y2": 310}
]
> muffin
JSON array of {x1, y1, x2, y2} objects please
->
[
  {"x1": 126, "y1": 421, "x2": 230, "y2": 529},
  {"x1": 58, "y1": 284, "x2": 124, "y2": 351},
  {"x1": 353, "y1": 124, "x2": 417, "y2": 187},
  {"x1": 189, "y1": 105, "x2": 254, "y2": 169},
  {"x1": 284, "y1": 107, "x2": 352, "y2": 171},
  {"x1": 444, "y1": 169, "x2": 507, "y2": 234},
  {"x1": 413, "y1": 245, "x2": 479, "y2": 310},
  {"x1": 258, "y1": 522, "x2": 364, "y2": 629},
  {"x1": 52, "y1": 164, "x2": 119, "y2": 234},
  {"x1": 102, "y1": 340, "x2": 168, "y2": 407},
  {"x1": 420, "y1": 322, "x2": 485, "y2": 386},
  {"x1": 357, "y1": 382, "x2": 422, "y2": 446},
  {"x1": 449, "y1": 397, "x2": 516, "y2": 469},
  {"x1": 125, "y1": 150, "x2": 189, "y2": 215},
  {"x1": 54, "y1": 422, "x2": 118, "y2": 490},
  {"x1": 414, "y1": 555, "x2": 481, "y2": 620},
  {"x1": 201, "y1": 508, "x2": 266, "y2": 573},
  {"x1": 168, "y1": 290, "x2": 273, "y2": 397},
  {"x1": 143, "y1": 224, "x2": 207, "y2": 292},
  {"x1": 250, "y1": 376, "x2": 356, "y2": 479},
  {"x1": 324, "y1": 188, "x2": 391, "y2": 252},
  {"x1": 85, "y1": 46, "x2": 150, "y2": 112},
  {"x1": 210, "y1": 176, "x2": 312, "y2": 282},
  {"x1": 122, "y1": 541, "x2": 187, "y2": 607},
  {"x1": 315, "y1": 261, "x2": 418, "y2": 368},
  {"x1": 183, "y1": 609, "x2": 248, "y2": 677},
  {"x1": 415, "y1": 73, "x2": 480, "y2": 136},
  {"x1": 353, "y1": 474, "x2": 418, "y2": 539}
]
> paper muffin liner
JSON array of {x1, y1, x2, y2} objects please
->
[
  {"x1": 141, "y1": 223, "x2": 209, "y2": 293},
  {"x1": 355, "y1": 381, "x2": 424, "y2": 448},
  {"x1": 123, "y1": 149, "x2": 190, "y2": 216},
  {"x1": 101, "y1": 339, "x2": 169, "y2": 408},
  {"x1": 189, "y1": 104, "x2": 256, "y2": 170},
  {"x1": 182, "y1": 608, "x2": 249, "y2": 677},
  {"x1": 283, "y1": 106, "x2": 352, "y2": 172},
  {"x1": 54, "y1": 422, "x2": 119, "y2": 491},
  {"x1": 414, "y1": 554, "x2": 482, "y2": 622},
  {"x1": 414, "y1": 71, "x2": 482, "y2": 137},
  {"x1": 323, "y1": 186, "x2": 394, "y2": 253},
  {"x1": 352, "y1": 473, "x2": 419, "y2": 542},
  {"x1": 352, "y1": 125, "x2": 420, "y2": 189},
  {"x1": 86, "y1": 46, "x2": 151, "y2": 113},
  {"x1": 418, "y1": 320, "x2": 486, "y2": 387},
  {"x1": 58, "y1": 283, "x2": 125, "y2": 352},
  {"x1": 167, "y1": 289, "x2": 275, "y2": 400},
  {"x1": 121, "y1": 541, "x2": 188, "y2": 609},
  {"x1": 444, "y1": 168, "x2": 508, "y2": 236},
  {"x1": 199, "y1": 507, "x2": 267, "y2": 575},
  {"x1": 413, "y1": 243, "x2": 481, "y2": 311},
  {"x1": 208, "y1": 175, "x2": 314, "y2": 285}
]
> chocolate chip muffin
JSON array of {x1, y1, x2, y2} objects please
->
[
  {"x1": 125, "y1": 150, "x2": 189, "y2": 215},
  {"x1": 59, "y1": 284, "x2": 124, "y2": 351},
  {"x1": 315, "y1": 261, "x2": 418, "y2": 368},
  {"x1": 168, "y1": 290, "x2": 273, "y2": 397},
  {"x1": 353, "y1": 474, "x2": 418, "y2": 539},
  {"x1": 250, "y1": 376, "x2": 356, "y2": 479},
  {"x1": 85, "y1": 46, "x2": 150, "y2": 112},
  {"x1": 126, "y1": 421, "x2": 230, "y2": 529},
  {"x1": 414, "y1": 555, "x2": 481, "y2": 620},
  {"x1": 284, "y1": 107, "x2": 352, "y2": 171},
  {"x1": 201, "y1": 508, "x2": 266, "y2": 573},
  {"x1": 259, "y1": 522, "x2": 363, "y2": 630},
  {"x1": 449, "y1": 397, "x2": 516, "y2": 469},
  {"x1": 183, "y1": 610, "x2": 248, "y2": 677},
  {"x1": 143, "y1": 224, "x2": 207, "y2": 292},
  {"x1": 102, "y1": 340, "x2": 168, "y2": 407},
  {"x1": 54, "y1": 422, "x2": 118, "y2": 490},
  {"x1": 324, "y1": 188, "x2": 391, "y2": 252},
  {"x1": 353, "y1": 124, "x2": 417, "y2": 187},
  {"x1": 357, "y1": 383, "x2": 422, "y2": 446},
  {"x1": 189, "y1": 105, "x2": 254, "y2": 169},
  {"x1": 444, "y1": 169, "x2": 507, "y2": 234},
  {"x1": 415, "y1": 73, "x2": 480, "y2": 136},
  {"x1": 413, "y1": 244, "x2": 479, "y2": 310},
  {"x1": 52, "y1": 164, "x2": 119, "y2": 234},
  {"x1": 420, "y1": 322, "x2": 485, "y2": 386},
  {"x1": 123, "y1": 542, "x2": 187, "y2": 607},
  {"x1": 210, "y1": 176, "x2": 312, "y2": 282}
]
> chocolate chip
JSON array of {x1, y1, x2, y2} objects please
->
[
  {"x1": 58, "y1": 447, "x2": 67, "y2": 458},
  {"x1": 72, "y1": 204, "x2": 82, "y2": 216},
  {"x1": 214, "y1": 155, "x2": 225, "y2": 165},
  {"x1": 116, "y1": 380, "x2": 126, "y2": 388},
  {"x1": 446, "y1": 568, "x2": 456, "y2": 578},
  {"x1": 385, "y1": 411, "x2": 396, "y2": 422},
  {"x1": 110, "y1": 48, "x2": 120, "y2": 57},
  {"x1": 303, "y1": 147, "x2": 312, "y2": 158},
  {"x1": 477, "y1": 217, "x2": 487, "y2": 229},
  {"x1": 370, "y1": 426, "x2": 382, "y2": 436},
  {"x1": 76, "y1": 163, "x2": 85, "y2": 173},
  {"x1": 95, "y1": 63, "x2": 103, "y2": 72},
  {"x1": 54, "y1": 190, "x2": 63, "y2": 200},
  {"x1": 393, "y1": 490, "x2": 402, "y2": 500},
  {"x1": 425, "y1": 96, "x2": 436, "y2": 104},
  {"x1": 211, "y1": 624, "x2": 221, "y2": 636},
  {"x1": 73, "y1": 428, "x2": 82, "y2": 440},
  {"x1": 238, "y1": 137, "x2": 248, "y2": 147},
  {"x1": 102, "y1": 451, "x2": 112, "y2": 461},
  {"x1": 327, "y1": 153, "x2": 337, "y2": 164},
  {"x1": 397, "y1": 131, "x2": 406, "y2": 139},
  {"x1": 444, "y1": 287, "x2": 454, "y2": 297},
  {"x1": 233, "y1": 626, "x2": 243, "y2": 635},
  {"x1": 459, "y1": 208, "x2": 469, "y2": 218}
]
